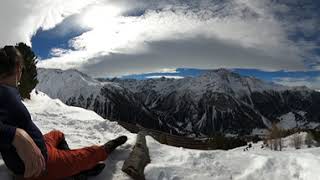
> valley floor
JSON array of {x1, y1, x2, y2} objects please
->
[{"x1": 1, "y1": 91, "x2": 320, "y2": 180}]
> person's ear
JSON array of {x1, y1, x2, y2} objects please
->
[{"x1": 15, "y1": 62, "x2": 23, "y2": 83}]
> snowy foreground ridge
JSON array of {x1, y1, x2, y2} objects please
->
[{"x1": 1, "y1": 92, "x2": 320, "y2": 180}]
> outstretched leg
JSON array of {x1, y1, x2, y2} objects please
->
[
  {"x1": 28, "y1": 145, "x2": 107, "y2": 180},
  {"x1": 57, "y1": 136, "x2": 106, "y2": 180},
  {"x1": 49, "y1": 145, "x2": 108, "y2": 179},
  {"x1": 28, "y1": 136, "x2": 128, "y2": 180}
]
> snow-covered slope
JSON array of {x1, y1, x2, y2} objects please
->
[
  {"x1": 146, "y1": 134, "x2": 320, "y2": 180},
  {"x1": 37, "y1": 68, "x2": 103, "y2": 102},
  {"x1": 37, "y1": 68, "x2": 160, "y2": 130},
  {"x1": 1, "y1": 92, "x2": 320, "y2": 180}
]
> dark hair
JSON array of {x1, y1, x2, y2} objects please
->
[{"x1": 0, "y1": 46, "x2": 23, "y2": 79}]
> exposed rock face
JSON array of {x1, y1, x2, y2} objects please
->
[
  {"x1": 110, "y1": 69, "x2": 320, "y2": 136},
  {"x1": 250, "y1": 90, "x2": 320, "y2": 125},
  {"x1": 37, "y1": 68, "x2": 320, "y2": 137}
]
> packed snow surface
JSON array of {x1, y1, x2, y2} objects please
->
[{"x1": 1, "y1": 91, "x2": 320, "y2": 180}]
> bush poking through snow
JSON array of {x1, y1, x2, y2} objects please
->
[
  {"x1": 267, "y1": 123, "x2": 283, "y2": 151},
  {"x1": 291, "y1": 133, "x2": 302, "y2": 149},
  {"x1": 310, "y1": 130, "x2": 320, "y2": 147},
  {"x1": 305, "y1": 132, "x2": 314, "y2": 148},
  {"x1": 268, "y1": 139, "x2": 283, "y2": 151}
]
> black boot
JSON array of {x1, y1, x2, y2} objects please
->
[
  {"x1": 57, "y1": 138, "x2": 71, "y2": 150},
  {"x1": 104, "y1": 136, "x2": 128, "y2": 153},
  {"x1": 72, "y1": 174, "x2": 87, "y2": 180},
  {"x1": 72, "y1": 163, "x2": 106, "y2": 180},
  {"x1": 81, "y1": 163, "x2": 106, "y2": 177}
]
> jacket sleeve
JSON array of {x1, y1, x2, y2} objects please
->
[{"x1": 0, "y1": 113, "x2": 17, "y2": 148}]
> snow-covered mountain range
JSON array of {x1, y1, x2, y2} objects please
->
[{"x1": 37, "y1": 68, "x2": 320, "y2": 137}]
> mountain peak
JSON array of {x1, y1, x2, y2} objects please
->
[{"x1": 200, "y1": 68, "x2": 248, "y2": 80}]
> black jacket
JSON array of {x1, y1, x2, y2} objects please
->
[{"x1": 0, "y1": 85, "x2": 47, "y2": 175}]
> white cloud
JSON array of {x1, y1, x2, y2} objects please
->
[
  {"x1": 158, "y1": 68, "x2": 178, "y2": 73},
  {"x1": 274, "y1": 76, "x2": 320, "y2": 89},
  {"x1": 1, "y1": 0, "x2": 319, "y2": 77},
  {"x1": 0, "y1": 0, "x2": 96, "y2": 46},
  {"x1": 38, "y1": 0, "x2": 316, "y2": 76},
  {"x1": 146, "y1": 75, "x2": 184, "y2": 79},
  {"x1": 73, "y1": 37, "x2": 308, "y2": 77},
  {"x1": 49, "y1": 48, "x2": 70, "y2": 57}
]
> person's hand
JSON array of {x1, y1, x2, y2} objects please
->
[{"x1": 12, "y1": 128, "x2": 46, "y2": 178}]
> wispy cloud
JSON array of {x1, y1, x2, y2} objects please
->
[
  {"x1": 146, "y1": 75, "x2": 184, "y2": 79},
  {"x1": 274, "y1": 76, "x2": 320, "y2": 90},
  {"x1": 0, "y1": 0, "x2": 96, "y2": 46},
  {"x1": 1, "y1": 0, "x2": 319, "y2": 77},
  {"x1": 49, "y1": 48, "x2": 70, "y2": 57}
]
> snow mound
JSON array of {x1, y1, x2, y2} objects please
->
[{"x1": 1, "y1": 91, "x2": 320, "y2": 180}]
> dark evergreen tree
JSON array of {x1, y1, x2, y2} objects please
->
[{"x1": 15, "y1": 42, "x2": 38, "y2": 99}]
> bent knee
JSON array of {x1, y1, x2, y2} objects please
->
[{"x1": 50, "y1": 130, "x2": 65, "y2": 138}]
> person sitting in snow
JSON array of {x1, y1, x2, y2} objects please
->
[{"x1": 0, "y1": 46, "x2": 128, "y2": 180}]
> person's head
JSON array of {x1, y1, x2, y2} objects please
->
[{"x1": 0, "y1": 46, "x2": 24, "y2": 87}]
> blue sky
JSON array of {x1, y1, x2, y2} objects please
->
[
  {"x1": 31, "y1": 14, "x2": 91, "y2": 59},
  {"x1": 121, "y1": 68, "x2": 320, "y2": 81},
  {"x1": 1, "y1": 0, "x2": 320, "y2": 88}
]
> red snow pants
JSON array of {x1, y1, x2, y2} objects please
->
[{"x1": 27, "y1": 130, "x2": 108, "y2": 180}]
